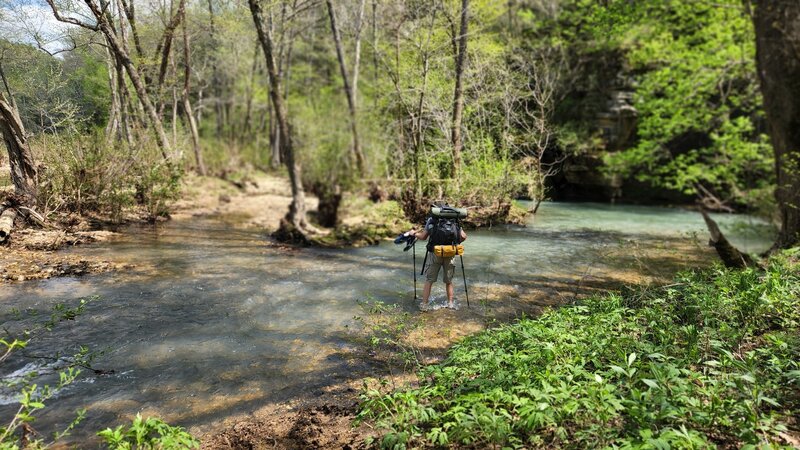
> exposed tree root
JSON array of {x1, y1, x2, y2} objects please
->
[{"x1": 273, "y1": 217, "x2": 314, "y2": 246}]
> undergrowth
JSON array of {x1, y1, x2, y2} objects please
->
[
  {"x1": 33, "y1": 133, "x2": 182, "y2": 222},
  {"x1": 358, "y1": 251, "x2": 800, "y2": 448}
]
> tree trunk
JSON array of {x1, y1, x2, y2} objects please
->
[
  {"x1": 326, "y1": 0, "x2": 365, "y2": 175},
  {"x1": 372, "y1": 0, "x2": 378, "y2": 102},
  {"x1": 752, "y1": 0, "x2": 800, "y2": 250},
  {"x1": 116, "y1": 58, "x2": 135, "y2": 147},
  {"x1": 0, "y1": 92, "x2": 38, "y2": 205},
  {"x1": 155, "y1": 0, "x2": 185, "y2": 98},
  {"x1": 352, "y1": 0, "x2": 366, "y2": 106},
  {"x1": 112, "y1": 0, "x2": 135, "y2": 146},
  {"x1": 103, "y1": 46, "x2": 121, "y2": 145},
  {"x1": 207, "y1": 0, "x2": 224, "y2": 138},
  {"x1": 450, "y1": 0, "x2": 469, "y2": 180},
  {"x1": 242, "y1": 40, "x2": 260, "y2": 139},
  {"x1": 182, "y1": 16, "x2": 206, "y2": 176},
  {"x1": 411, "y1": 11, "x2": 437, "y2": 196},
  {"x1": 269, "y1": 106, "x2": 280, "y2": 168},
  {"x1": 248, "y1": 0, "x2": 307, "y2": 231}
]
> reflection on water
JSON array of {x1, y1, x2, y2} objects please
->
[{"x1": 0, "y1": 202, "x2": 775, "y2": 441}]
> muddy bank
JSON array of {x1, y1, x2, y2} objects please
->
[
  {"x1": 203, "y1": 391, "x2": 370, "y2": 450},
  {"x1": 0, "y1": 229, "x2": 126, "y2": 283}
]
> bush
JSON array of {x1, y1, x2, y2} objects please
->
[
  {"x1": 32, "y1": 133, "x2": 183, "y2": 222},
  {"x1": 359, "y1": 253, "x2": 800, "y2": 448}
]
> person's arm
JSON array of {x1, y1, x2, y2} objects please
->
[
  {"x1": 459, "y1": 229, "x2": 467, "y2": 242},
  {"x1": 410, "y1": 218, "x2": 431, "y2": 240}
]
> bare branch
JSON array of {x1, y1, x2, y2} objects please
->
[{"x1": 44, "y1": 0, "x2": 99, "y2": 30}]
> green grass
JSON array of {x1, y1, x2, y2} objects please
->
[{"x1": 358, "y1": 252, "x2": 800, "y2": 449}]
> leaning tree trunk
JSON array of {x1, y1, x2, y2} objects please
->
[
  {"x1": 701, "y1": 211, "x2": 755, "y2": 268},
  {"x1": 753, "y1": 0, "x2": 800, "y2": 250},
  {"x1": 248, "y1": 0, "x2": 307, "y2": 233},
  {"x1": 0, "y1": 92, "x2": 37, "y2": 205},
  {"x1": 450, "y1": 0, "x2": 469, "y2": 180}
]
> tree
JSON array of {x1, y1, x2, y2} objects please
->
[
  {"x1": 560, "y1": 0, "x2": 774, "y2": 211},
  {"x1": 326, "y1": 0, "x2": 367, "y2": 175},
  {"x1": 45, "y1": 0, "x2": 174, "y2": 159},
  {"x1": 752, "y1": 0, "x2": 800, "y2": 250},
  {"x1": 181, "y1": 14, "x2": 206, "y2": 176},
  {"x1": 449, "y1": 0, "x2": 468, "y2": 180},
  {"x1": 0, "y1": 90, "x2": 37, "y2": 204},
  {"x1": 515, "y1": 48, "x2": 570, "y2": 215},
  {"x1": 248, "y1": 0, "x2": 308, "y2": 233}
]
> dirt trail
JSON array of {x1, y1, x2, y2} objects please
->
[{"x1": 172, "y1": 172, "x2": 318, "y2": 230}]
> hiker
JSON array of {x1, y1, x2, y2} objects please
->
[{"x1": 408, "y1": 208, "x2": 467, "y2": 310}]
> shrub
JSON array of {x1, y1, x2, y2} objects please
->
[{"x1": 32, "y1": 133, "x2": 183, "y2": 222}]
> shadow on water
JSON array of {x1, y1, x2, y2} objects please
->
[{"x1": 0, "y1": 202, "x2": 776, "y2": 443}]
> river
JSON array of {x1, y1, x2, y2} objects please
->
[{"x1": 0, "y1": 202, "x2": 775, "y2": 443}]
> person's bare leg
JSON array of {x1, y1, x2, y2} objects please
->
[
  {"x1": 422, "y1": 282, "x2": 433, "y2": 308},
  {"x1": 446, "y1": 283, "x2": 454, "y2": 308}
]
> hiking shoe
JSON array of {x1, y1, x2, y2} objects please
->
[
  {"x1": 447, "y1": 303, "x2": 459, "y2": 310},
  {"x1": 418, "y1": 303, "x2": 430, "y2": 312}
]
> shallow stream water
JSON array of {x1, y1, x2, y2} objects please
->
[{"x1": 0, "y1": 202, "x2": 775, "y2": 442}]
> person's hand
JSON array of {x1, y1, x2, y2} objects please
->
[{"x1": 405, "y1": 229, "x2": 417, "y2": 237}]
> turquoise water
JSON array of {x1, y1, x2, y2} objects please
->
[{"x1": 0, "y1": 202, "x2": 775, "y2": 442}]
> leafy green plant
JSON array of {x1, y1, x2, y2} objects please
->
[
  {"x1": 97, "y1": 415, "x2": 199, "y2": 450},
  {"x1": 359, "y1": 253, "x2": 800, "y2": 448}
]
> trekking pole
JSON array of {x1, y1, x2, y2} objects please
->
[
  {"x1": 455, "y1": 217, "x2": 470, "y2": 308},
  {"x1": 460, "y1": 254, "x2": 470, "y2": 308},
  {"x1": 412, "y1": 242, "x2": 417, "y2": 301}
]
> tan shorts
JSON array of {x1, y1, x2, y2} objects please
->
[{"x1": 426, "y1": 254, "x2": 455, "y2": 284}]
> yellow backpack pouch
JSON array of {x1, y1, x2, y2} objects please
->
[{"x1": 433, "y1": 244, "x2": 464, "y2": 258}]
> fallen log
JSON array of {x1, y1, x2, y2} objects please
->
[
  {"x1": 701, "y1": 211, "x2": 755, "y2": 269},
  {"x1": 0, "y1": 207, "x2": 17, "y2": 243}
]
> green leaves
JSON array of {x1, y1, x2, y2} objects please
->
[
  {"x1": 360, "y1": 254, "x2": 800, "y2": 448},
  {"x1": 97, "y1": 414, "x2": 199, "y2": 449},
  {"x1": 597, "y1": 0, "x2": 773, "y2": 209}
]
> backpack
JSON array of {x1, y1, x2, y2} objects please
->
[{"x1": 427, "y1": 217, "x2": 459, "y2": 251}]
